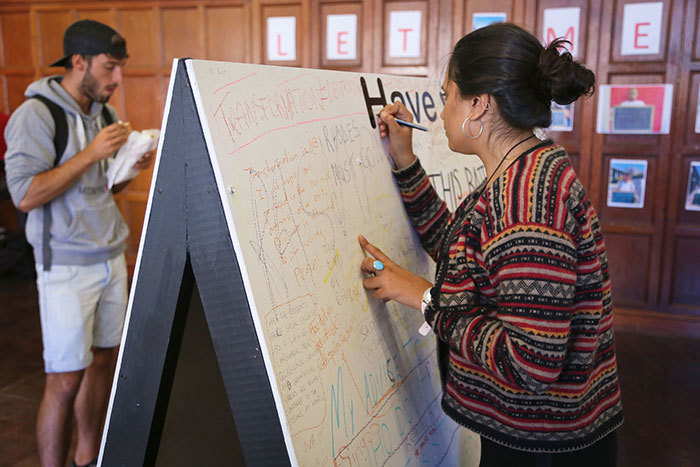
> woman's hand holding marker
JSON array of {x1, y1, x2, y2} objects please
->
[
  {"x1": 376, "y1": 102, "x2": 418, "y2": 170},
  {"x1": 358, "y1": 234, "x2": 432, "y2": 311}
]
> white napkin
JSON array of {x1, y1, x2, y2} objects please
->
[{"x1": 106, "y1": 129, "x2": 159, "y2": 188}]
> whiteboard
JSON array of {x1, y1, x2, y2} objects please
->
[{"x1": 185, "y1": 59, "x2": 483, "y2": 466}]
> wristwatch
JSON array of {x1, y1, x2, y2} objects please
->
[
  {"x1": 418, "y1": 287, "x2": 433, "y2": 336},
  {"x1": 421, "y1": 287, "x2": 433, "y2": 316}
]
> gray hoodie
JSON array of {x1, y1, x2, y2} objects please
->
[{"x1": 4, "y1": 76, "x2": 128, "y2": 266}]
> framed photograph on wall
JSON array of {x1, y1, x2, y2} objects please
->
[
  {"x1": 607, "y1": 158, "x2": 648, "y2": 208},
  {"x1": 695, "y1": 83, "x2": 700, "y2": 133},
  {"x1": 550, "y1": 102, "x2": 574, "y2": 132},
  {"x1": 472, "y1": 12, "x2": 506, "y2": 31},
  {"x1": 596, "y1": 84, "x2": 673, "y2": 134},
  {"x1": 686, "y1": 161, "x2": 700, "y2": 211}
]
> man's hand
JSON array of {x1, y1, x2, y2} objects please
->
[
  {"x1": 133, "y1": 149, "x2": 154, "y2": 171},
  {"x1": 85, "y1": 123, "x2": 130, "y2": 162}
]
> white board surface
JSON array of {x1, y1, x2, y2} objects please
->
[{"x1": 186, "y1": 59, "x2": 483, "y2": 466}]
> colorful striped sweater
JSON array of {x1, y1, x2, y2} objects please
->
[{"x1": 394, "y1": 140, "x2": 623, "y2": 453}]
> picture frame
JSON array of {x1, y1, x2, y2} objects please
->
[
  {"x1": 596, "y1": 84, "x2": 673, "y2": 134},
  {"x1": 550, "y1": 102, "x2": 574, "y2": 132},
  {"x1": 607, "y1": 158, "x2": 648, "y2": 208},
  {"x1": 685, "y1": 161, "x2": 700, "y2": 211}
]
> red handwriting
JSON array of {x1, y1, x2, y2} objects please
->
[{"x1": 212, "y1": 72, "x2": 257, "y2": 96}]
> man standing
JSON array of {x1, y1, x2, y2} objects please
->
[{"x1": 4, "y1": 20, "x2": 152, "y2": 467}]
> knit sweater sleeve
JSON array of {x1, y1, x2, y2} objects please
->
[
  {"x1": 393, "y1": 157, "x2": 452, "y2": 261},
  {"x1": 425, "y1": 155, "x2": 579, "y2": 394}
]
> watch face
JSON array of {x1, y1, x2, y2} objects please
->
[
  {"x1": 422, "y1": 288, "x2": 432, "y2": 305},
  {"x1": 421, "y1": 288, "x2": 432, "y2": 314}
]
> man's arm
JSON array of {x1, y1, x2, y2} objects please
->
[{"x1": 17, "y1": 123, "x2": 129, "y2": 212}]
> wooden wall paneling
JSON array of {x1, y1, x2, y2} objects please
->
[
  {"x1": 260, "y1": 2, "x2": 305, "y2": 67},
  {"x1": 435, "y1": 0, "x2": 453, "y2": 69},
  {"x1": 113, "y1": 193, "x2": 148, "y2": 270},
  {"x1": 593, "y1": 0, "x2": 683, "y2": 313},
  {"x1": 161, "y1": 5, "x2": 205, "y2": 67},
  {"x1": 1, "y1": 12, "x2": 33, "y2": 69},
  {"x1": 34, "y1": 8, "x2": 75, "y2": 71},
  {"x1": 575, "y1": 0, "x2": 602, "y2": 188},
  {"x1": 120, "y1": 7, "x2": 159, "y2": 69},
  {"x1": 515, "y1": 0, "x2": 535, "y2": 30},
  {"x1": 204, "y1": 3, "x2": 251, "y2": 63},
  {"x1": 362, "y1": 0, "x2": 378, "y2": 73},
  {"x1": 0, "y1": 75, "x2": 6, "y2": 113},
  {"x1": 76, "y1": 8, "x2": 115, "y2": 28},
  {"x1": 6, "y1": 75, "x2": 35, "y2": 111},
  {"x1": 670, "y1": 235, "x2": 700, "y2": 310},
  {"x1": 0, "y1": 10, "x2": 34, "y2": 114},
  {"x1": 122, "y1": 75, "x2": 161, "y2": 132},
  {"x1": 318, "y1": 1, "x2": 363, "y2": 70},
  {"x1": 660, "y1": 0, "x2": 700, "y2": 316},
  {"x1": 604, "y1": 232, "x2": 652, "y2": 307}
]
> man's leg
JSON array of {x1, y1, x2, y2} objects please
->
[
  {"x1": 73, "y1": 346, "x2": 118, "y2": 465},
  {"x1": 73, "y1": 254, "x2": 128, "y2": 465},
  {"x1": 37, "y1": 370, "x2": 84, "y2": 467},
  {"x1": 35, "y1": 261, "x2": 109, "y2": 467}
]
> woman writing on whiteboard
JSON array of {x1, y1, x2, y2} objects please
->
[{"x1": 359, "y1": 23, "x2": 622, "y2": 466}]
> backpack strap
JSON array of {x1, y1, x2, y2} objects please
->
[
  {"x1": 102, "y1": 104, "x2": 114, "y2": 126},
  {"x1": 30, "y1": 94, "x2": 115, "y2": 271},
  {"x1": 30, "y1": 94, "x2": 69, "y2": 271},
  {"x1": 31, "y1": 94, "x2": 68, "y2": 167}
]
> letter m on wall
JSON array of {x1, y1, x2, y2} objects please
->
[{"x1": 543, "y1": 7, "x2": 581, "y2": 58}]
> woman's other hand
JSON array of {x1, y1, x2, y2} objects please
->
[
  {"x1": 377, "y1": 102, "x2": 417, "y2": 169},
  {"x1": 358, "y1": 235, "x2": 432, "y2": 310}
]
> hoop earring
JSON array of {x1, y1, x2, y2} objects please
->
[
  {"x1": 481, "y1": 101, "x2": 490, "y2": 111},
  {"x1": 462, "y1": 116, "x2": 483, "y2": 139}
]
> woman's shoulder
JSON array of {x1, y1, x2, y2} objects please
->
[{"x1": 529, "y1": 139, "x2": 570, "y2": 163}]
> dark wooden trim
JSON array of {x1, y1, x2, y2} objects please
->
[{"x1": 614, "y1": 307, "x2": 700, "y2": 338}]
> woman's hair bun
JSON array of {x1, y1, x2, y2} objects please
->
[{"x1": 537, "y1": 38, "x2": 595, "y2": 105}]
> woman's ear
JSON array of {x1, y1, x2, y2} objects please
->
[{"x1": 468, "y1": 93, "x2": 491, "y2": 120}]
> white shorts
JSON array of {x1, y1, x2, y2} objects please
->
[{"x1": 36, "y1": 254, "x2": 128, "y2": 373}]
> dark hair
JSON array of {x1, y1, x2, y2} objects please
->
[{"x1": 448, "y1": 23, "x2": 595, "y2": 130}]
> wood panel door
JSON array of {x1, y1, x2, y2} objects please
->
[
  {"x1": 592, "y1": 0, "x2": 682, "y2": 312},
  {"x1": 662, "y1": 0, "x2": 700, "y2": 316},
  {"x1": 1, "y1": 0, "x2": 698, "y2": 329}
]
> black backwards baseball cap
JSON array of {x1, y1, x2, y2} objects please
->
[{"x1": 50, "y1": 19, "x2": 128, "y2": 68}]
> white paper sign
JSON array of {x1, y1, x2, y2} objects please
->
[
  {"x1": 695, "y1": 83, "x2": 700, "y2": 133},
  {"x1": 267, "y1": 16, "x2": 296, "y2": 61},
  {"x1": 389, "y1": 11, "x2": 422, "y2": 58},
  {"x1": 543, "y1": 7, "x2": 581, "y2": 58},
  {"x1": 326, "y1": 14, "x2": 357, "y2": 60},
  {"x1": 621, "y1": 2, "x2": 663, "y2": 55}
]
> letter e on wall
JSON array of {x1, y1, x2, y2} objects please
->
[
  {"x1": 620, "y1": 2, "x2": 664, "y2": 55},
  {"x1": 326, "y1": 14, "x2": 358, "y2": 61}
]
